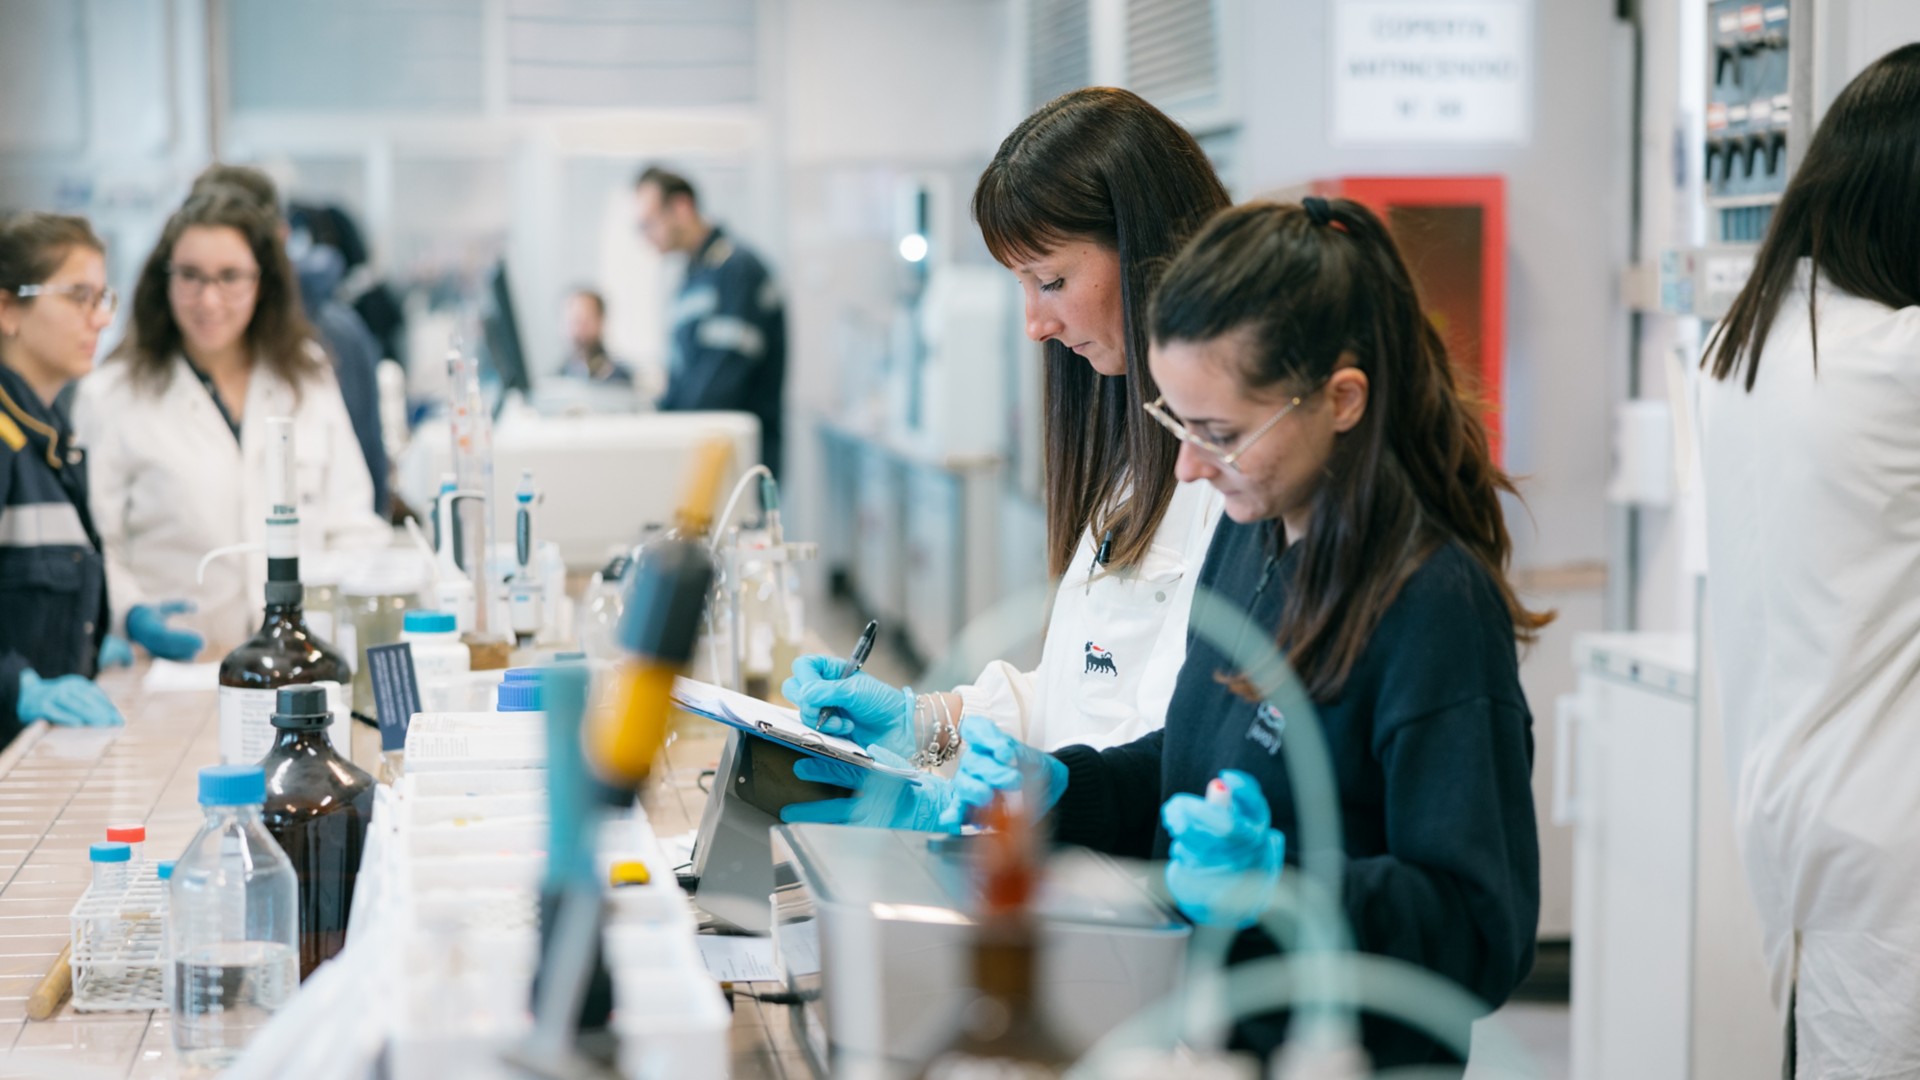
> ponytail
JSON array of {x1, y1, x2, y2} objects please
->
[{"x1": 1151, "y1": 199, "x2": 1550, "y2": 700}]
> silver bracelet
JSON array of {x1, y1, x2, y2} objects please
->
[{"x1": 910, "y1": 693, "x2": 961, "y2": 770}]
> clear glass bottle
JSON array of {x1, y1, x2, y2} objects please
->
[
  {"x1": 258, "y1": 686, "x2": 376, "y2": 981},
  {"x1": 916, "y1": 796, "x2": 1072, "y2": 1079},
  {"x1": 169, "y1": 764, "x2": 299, "y2": 1069}
]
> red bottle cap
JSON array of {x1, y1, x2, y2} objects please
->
[{"x1": 105, "y1": 825, "x2": 145, "y2": 843}]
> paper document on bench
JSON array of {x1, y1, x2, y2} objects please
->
[{"x1": 670, "y1": 677, "x2": 920, "y2": 779}]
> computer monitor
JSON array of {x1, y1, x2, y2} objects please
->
[{"x1": 480, "y1": 261, "x2": 531, "y2": 406}]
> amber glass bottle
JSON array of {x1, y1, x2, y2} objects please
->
[
  {"x1": 917, "y1": 796, "x2": 1073, "y2": 1079},
  {"x1": 217, "y1": 418, "x2": 353, "y2": 764},
  {"x1": 258, "y1": 685, "x2": 375, "y2": 981}
]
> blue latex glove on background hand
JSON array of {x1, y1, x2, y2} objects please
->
[
  {"x1": 127, "y1": 601, "x2": 204, "y2": 661},
  {"x1": 782, "y1": 655, "x2": 915, "y2": 759},
  {"x1": 97, "y1": 635, "x2": 135, "y2": 669},
  {"x1": 17, "y1": 669, "x2": 124, "y2": 728},
  {"x1": 949, "y1": 715, "x2": 1069, "y2": 819},
  {"x1": 1161, "y1": 770, "x2": 1287, "y2": 929},
  {"x1": 779, "y1": 746, "x2": 966, "y2": 833}
]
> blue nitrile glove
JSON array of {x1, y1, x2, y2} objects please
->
[
  {"x1": 1160, "y1": 770, "x2": 1287, "y2": 929},
  {"x1": 127, "y1": 601, "x2": 204, "y2": 661},
  {"x1": 97, "y1": 635, "x2": 134, "y2": 669},
  {"x1": 16, "y1": 669, "x2": 124, "y2": 728},
  {"x1": 782, "y1": 655, "x2": 916, "y2": 759},
  {"x1": 949, "y1": 715, "x2": 1069, "y2": 819},
  {"x1": 779, "y1": 746, "x2": 967, "y2": 833}
]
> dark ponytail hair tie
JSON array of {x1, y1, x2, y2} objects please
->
[{"x1": 1303, "y1": 196, "x2": 1333, "y2": 226}]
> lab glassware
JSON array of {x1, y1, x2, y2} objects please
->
[{"x1": 169, "y1": 764, "x2": 299, "y2": 1069}]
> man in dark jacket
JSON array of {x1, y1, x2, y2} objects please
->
[{"x1": 634, "y1": 167, "x2": 786, "y2": 476}]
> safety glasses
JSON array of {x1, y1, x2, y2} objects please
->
[
  {"x1": 1144, "y1": 390, "x2": 1308, "y2": 474},
  {"x1": 15, "y1": 283, "x2": 118, "y2": 319}
]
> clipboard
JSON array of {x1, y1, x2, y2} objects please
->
[{"x1": 670, "y1": 677, "x2": 920, "y2": 780}]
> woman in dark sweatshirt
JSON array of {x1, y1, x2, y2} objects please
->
[{"x1": 959, "y1": 196, "x2": 1545, "y2": 1068}]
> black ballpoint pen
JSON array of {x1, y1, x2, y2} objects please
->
[{"x1": 821, "y1": 620, "x2": 879, "y2": 729}]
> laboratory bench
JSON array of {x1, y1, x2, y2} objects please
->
[{"x1": 0, "y1": 664, "x2": 810, "y2": 1080}]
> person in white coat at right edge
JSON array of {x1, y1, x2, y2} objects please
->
[
  {"x1": 1697, "y1": 44, "x2": 1920, "y2": 1078},
  {"x1": 784, "y1": 88, "x2": 1229, "y2": 766}
]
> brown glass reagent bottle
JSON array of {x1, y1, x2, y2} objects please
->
[
  {"x1": 216, "y1": 418, "x2": 354, "y2": 764},
  {"x1": 258, "y1": 685, "x2": 376, "y2": 981},
  {"x1": 916, "y1": 795, "x2": 1074, "y2": 1079}
]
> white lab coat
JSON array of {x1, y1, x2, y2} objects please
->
[
  {"x1": 956, "y1": 478, "x2": 1223, "y2": 752},
  {"x1": 71, "y1": 349, "x2": 391, "y2": 653},
  {"x1": 1700, "y1": 261, "x2": 1920, "y2": 1077}
]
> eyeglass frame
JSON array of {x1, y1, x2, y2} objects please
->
[
  {"x1": 13, "y1": 283, "x2": 120, "y2": 318},
  {"x1": 1143, "y1": 382, "x2": 1320, "y2": 473},
  {"x1": 166, "y1": 265, "x2": 261, "y2": 297}
]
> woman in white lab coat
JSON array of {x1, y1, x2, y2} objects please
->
[
  {"x1": 72, "y1": 187, "x2": 388, "y2": 655},
  {"x1": 1697, "y1": 44, "x2": 1920, "y2": 1077},
  {"x1": 785, "y1": 88, "x2": 1229, "y2": 763}
]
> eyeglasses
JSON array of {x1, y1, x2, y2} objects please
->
[
  {"x1": 167, "y1": 266, "x2": 260, "y2": 297},
  {"x1": 1144, "y1": 390, "x2": 1310, "y2": 473},
  {"x1": 14, "y1": 283, "x2": 119, "y2": 318}
]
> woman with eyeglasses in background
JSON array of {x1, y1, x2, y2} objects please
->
[
  {"x1": 72, "y1": 187, "x2": 388, "y2": 654},
  {"x1": 0, "y1": 212, "x2": 129, "y2": 742}
]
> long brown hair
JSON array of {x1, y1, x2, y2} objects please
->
[
  {"x1": 1151, "y1": 199, "x2": 1551, "y2": 700},
  {"x1": 1705, "y1": 44, "x2": 1920, "y2": 388},
  {"x1": 115, "y1": 186, "x2": 321, "y2": 397},
  {"x1": 973, "y1": 88, "x2": 1231, "y2": 576}
]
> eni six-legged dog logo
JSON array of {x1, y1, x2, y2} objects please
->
[{"x1": 1084, "y1": 642, "x2": 1118, "y2": 676}]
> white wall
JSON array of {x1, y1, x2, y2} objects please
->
[{"x1": 1232, "y1": 0, "x2": 1629, "y2": 939}]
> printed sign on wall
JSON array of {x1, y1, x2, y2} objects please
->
[{"x1": 1331, "y1": 0, "x2": 1534, "y2": 145}]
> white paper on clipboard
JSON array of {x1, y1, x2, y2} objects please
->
[{"x1": 670, "y1": 677, "x2": 920, "y2": 779}]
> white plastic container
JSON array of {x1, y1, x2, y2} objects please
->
[{"x1": 401, "y1": 609, "x2": 471, "y2": 713}]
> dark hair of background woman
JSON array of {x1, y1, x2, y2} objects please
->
[
  {"x1": 1152, "y1": 199, "x2": 1552, "y2": 700},
  {"x1": 972, "y1": 87, "x2": 1232, "y2": 577},
  {"x1": 115, "y1": 186, "x2": 322, "y2": 398},
  {"x1": 1705, "y1": 43, "x2": 1920, "y2": 389}
]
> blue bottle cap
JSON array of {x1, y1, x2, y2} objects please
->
[
  {"x1": 198, "y1": 764, "x2": 267, "y2": 806},
  {"x1": 496, "y1": 667, "x2": 543, "y2": 712},
  {"x1": 404, "y1": 609, "x2": 457, "y2": 634},
  {"x1": 89, "y1": 842, "x2": 131, "y2": 864},
  {"x1": 157, "y1": 861, "x2": 176, "y2": 881},
  {"x1": 553, "y1": 651, "x2": 586, "y2": 662}
]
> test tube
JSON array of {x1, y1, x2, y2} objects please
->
[
  {"x1": 88, "y1": 842, "x2": 131, "y2": 893},
  {"x1": 105, "y1": 825, "x2": 145, "y2": 864}
]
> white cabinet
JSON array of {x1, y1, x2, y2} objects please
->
[
  {"x1": 1563, "y1": 632, "x2": 1780, "y2": 1080},
  {"x1": 1565, "y1": 635, "x2": 1697, "y2": 1080}
]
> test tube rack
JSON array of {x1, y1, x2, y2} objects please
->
[{"x1": 68, "y1": 874, "x2": 169, "y2": 1012}]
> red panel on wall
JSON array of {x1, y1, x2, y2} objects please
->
[{"x1": 1317, "y1": 176, "x2": 1507, "y2": 464}]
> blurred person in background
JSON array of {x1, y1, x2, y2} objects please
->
[
  {"x1": 72, "y1": 188, "x2": 388, "y2": 653},
  {"x1": 557, "y1": 287, "x2": 633, "y2": 386},
  {"x1": 634, "y1": 166, "x2": 786, "y2": 475},
  {"x1": 193, "y1": 165, "x2": 390, "y2": 517},
  {"x1": 0, "y1": 212, "x2": 128, "y2": 738}
]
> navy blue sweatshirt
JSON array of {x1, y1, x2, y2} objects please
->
[{"x1": 1050, "y1": 517, "x2": 1540, "y2": 1067}]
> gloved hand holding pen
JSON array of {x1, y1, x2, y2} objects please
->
[
  {"x1": 1160, "y1": 770, "x2": 1287, "y2": 929},
  {"x1": 783, "y1": 655, "x2": 918, "y2": 761}
]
